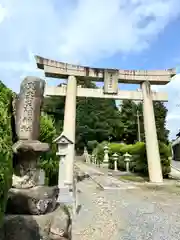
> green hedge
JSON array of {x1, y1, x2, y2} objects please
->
[
  {"x1": 93, "y1": 141, "x2": 171, "y2": 177},
  {"x1": 0, "y1": 83, "x2": 13, "y2": 225},
  {"x1": 39, "y1": 114, "x2": 59, "y2": 186}
]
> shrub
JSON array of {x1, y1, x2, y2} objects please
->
[
  {"x1": 39, "y1": 114, "x2": 59, "y2": 186},
  {"x1": 94, "y1": 141, "x2": 171, "y2": 177},
  {"x1": 0, "y1": 83, "x2": 13, "y2": 225},
  {"x1": 158, "y1": 142, "x2": 171, "y2": 177}
]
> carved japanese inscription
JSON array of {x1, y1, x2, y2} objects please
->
[
  {"x1": 15, "y1": 76, "x2": 45, "y2": 140},
  {"x1": 103, "y1": 69, "x2": 118, "y2": 94}
]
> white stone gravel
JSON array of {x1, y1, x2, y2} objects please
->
[{"x1": 72, "y1": 176, "x2": 180, "y2": 240}]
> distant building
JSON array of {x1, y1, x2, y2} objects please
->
[
  {"x1": 172, "y1": 130, "x2": 180, "y2": 161},
  {"x1": 176, "y1": 130, "x2": 180, "y2": 137}
]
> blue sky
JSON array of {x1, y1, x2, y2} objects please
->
[{"x1": 0, "y1": 0, "x2": 180, "y2": 139}]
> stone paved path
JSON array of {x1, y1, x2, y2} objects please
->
[
  {"x1": 169, "y1": 167, "x2": 180, "y2": 179},
  {"x1": 75, "y1": 161, "x2": 137, "y2": 190},
  {"x1": 171, "y1": 160, "x2": 180, "y2": 171},
  {"x1": 73, "y1": 162, "x2": 180, "y2": 240}
]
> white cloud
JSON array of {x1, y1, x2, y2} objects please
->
[
  {"x1": 0, "y1": 0, "x2": 180, "y2": 137},
  {"x1": 0, "y1": 3, "x2": 8, "y2": 23},
  {"x1": 153, "y1": 74, "x2": 180, "y2": 139},
  {"x1": 0, "y1": 0, "x2": 179, "y2": 70},
  {"x1": 58, "y1": 0, "x2": 180, "y2": 63}
]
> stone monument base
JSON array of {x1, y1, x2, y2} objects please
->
[
  {"x1": 1, "y1": 186, "x2": 72, "y2": 240},
  {"x1": 0, "y1": 206, "x2": 71, "y2": 240},
  {"x1": 6, "y1": 186, "x2": 58, "y2": 215}
]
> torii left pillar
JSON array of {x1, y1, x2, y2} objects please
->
[{"x1": 63, "y1": 75, "x2": 77, "y2": 186}]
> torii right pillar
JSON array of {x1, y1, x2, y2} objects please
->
[{"x1": 141, "y1": 81, "x2": 163, "y2": 183}]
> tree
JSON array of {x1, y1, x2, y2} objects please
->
[
  {"x1": 119, "y1": 100, "x2": 140, "y2": 144},
  {"x1": 43, "y1": 96, "x2": 64, "y2": 134},
  {"x1": 119, "y1": 100, "x2": 169, "y2": 144},
  {"x1": 76, "y1": 97, "x2": 122, "y2": 147},
  {"x1": 153, "y1": 101, "x2": 169, "y2": 144}
]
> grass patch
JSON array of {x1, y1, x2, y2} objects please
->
[{"x1": 119, "y1": 174, "x2": 148, "y2": 182}]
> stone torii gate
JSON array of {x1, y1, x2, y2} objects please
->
[{"x1": 35, "y1": 55, "x2": 176, "y2": 184}]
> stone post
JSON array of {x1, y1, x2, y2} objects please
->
[
  {"x1": 91, "y1": 154, "x2": 95, "y2": 164},
  {"x1": 124, "y1": 152, "x2": 131, "y2": 172},
  {"x1": 112, "y1": 153, "x2": 118, "y2": 171},
  {"x1": 95, "y1": 156, "x2": 98, "y2": 165},
  {"x1": 63, "y1": 75, "x2": 77, "y2": 186},
  {"x1": 102, "y1": 145, "x2": 109, "y2": 168},
  {"x1": 84, "y1": 147, "x2": 91, "y2": 163},
  {"x1": 141, "y1": 81, "x2": 163, "y2": 183},
  {"x1": 83, "y1": 147, "x2": 88, "y2": 162}
]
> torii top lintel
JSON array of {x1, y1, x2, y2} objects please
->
[{"x1": 35, "y1": 55, "x2": 176, "y2": 85}]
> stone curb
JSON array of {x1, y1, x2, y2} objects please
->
[
  {"x1": 75, "y1": 164, "x2": 138, "y2": 190},
  {"x1": 171, "y1": 165, "x2": 180, "y2": 172},
  {"x1": 75, "y1": 165, "x2": 105, "y2": 189}
]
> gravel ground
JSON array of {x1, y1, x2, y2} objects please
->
[
  {"x1": 172, "y1": 160, "x2": 180, "y2": 170},
  {"x1": 72, "y1": 176, "x2": 180, "y2": 240}
]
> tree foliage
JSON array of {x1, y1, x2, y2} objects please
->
[
  {"x1": 154, "y1": 102, "x2": 169, "y2": 144},
  {"x1": 43, "y1": 97, "x2": 64, "y2": 134},
  {"x1": 118, "y1": 100, "x2": 140, "y2": 144},
  {"x1": 119, "y1": 100, "x2": 169, "y2": 144},
  {"x1": 76, "y1": 97, "x2": 122, "y2": 148},
  {"x1": 0, "y1": 81, "x2": 13, "y2": 225},
  {"x1": 39, "y1": 113, "x2": 59, "y2": 186}
]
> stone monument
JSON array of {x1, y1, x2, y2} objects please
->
[
  {"x1": 12, "y1": 76, "x2": 49, "y2": 188},
  {"x1": 0, "y1": 77, "x2": 72, "y2": 240}
]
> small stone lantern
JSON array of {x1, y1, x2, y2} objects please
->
[
  {"x1": 112, "y1": 153, "x2": 119, "y2": 171},
  {"x1": 54, "y1": 133, "x2": 77, "y2": 209},
  {"x1": 53, "y1": 133, "x2": 73, "y2": 190},
  {"x1": 102, "y1": 145, "x2": 109, "y2": 168},
  {"x1": 103, "y1": 145, "x2": 109, "y2": 163},
  {"x1": 124, "y1": 152, "x2": 132, "y2": 173}
]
